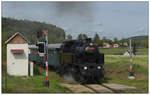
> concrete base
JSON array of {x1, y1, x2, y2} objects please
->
[
  {"x1": 128, "y1": 72, "x2": 135, "y2": 80},
  {"x1": 43, "y1": 80, "x2": 49, "y2": 88},
  {"x1": 128, "y1": 76, "x2": 135, "y2": 80}
]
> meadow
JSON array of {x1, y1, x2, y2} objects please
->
[
  {"x1": 103, "y1": 55, "x2": 148, "y2": 93},
  {"x1": 2, "y1": 48, "x2": 148, "y2": 93}
]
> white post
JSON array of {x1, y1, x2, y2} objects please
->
[
  {"x1": 130, "y1": 39, "x2": 131, "y2": 49},
  {"x1": 30, "y1": 61, "x2": 33, "y2": 76}
]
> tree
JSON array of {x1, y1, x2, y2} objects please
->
[
  {"x1": 67, "y1": 34, "x2": 72, "y2": 40},
  {"x1": 93, "y1": 33, "x2": 100, "y2": 44},
  {"x1": 98, "y1": 40, "x2": 103, "y2": 47},
  {"x1": 2, "y1": 17, "x2": 65, "y2": 44},
  {"x1": 102, "y1": 36, "x2": 106, "y2": 42},
  {"x1": 77, "y1": 34, "x2": 83, "y2": 40},
  {"x1": 77, "y1": 33, "x2": 88, "y2": 40},
  {"x1": 141, "y1": 40, "x2": 148, "y2": 48},
  {"x1": 120, "y1": 38, "x2": 126, "y2": 46},
  {"x1": 113, "y1": 37, "x2": 118, "y2": 44},
  {"x1": 107, "y1": 39, "x2": 113, "y2": 45},
  {"x1": 132, "y1": 40, "x2": 138, "y2": 47},
  {"x1": 82, "y1": 34, "x2": 88, "y2": 39}
]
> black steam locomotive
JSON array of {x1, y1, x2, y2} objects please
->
[
  {"x1": 29, "y1": 38, "x2": 105, "y2": 84},
  {"x1": 59, "y1": 38, "x2": 105, "y2": 83}
]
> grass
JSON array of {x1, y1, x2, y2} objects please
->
[
  {"x1": 100, "y1": 48, "x2": 148, "y2": 55},
  {"x1": 103, "y1": 55, "x2": 148, "y2": 93},
  {"x1": 2, "y1": 64, "x2": 73, "y2": 93}
]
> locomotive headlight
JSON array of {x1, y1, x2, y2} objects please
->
[
  {"x1": 97, "y1": 66, "x2": 101, "y2": 69},
  {"x1": 84, "y1": 66, "x2": 88, "y2": 70}
]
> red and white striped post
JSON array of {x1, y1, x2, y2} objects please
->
[
  {"x1": 129, "y1": 55, "x2": 132, "y2": 73},
  {"x1": 45, "y1": 56, "x2": 48, "y2": 81},
  {"x1": 128, "y1": 39, "x2": 135, "y2": 79},
  {"x1": 42, "y1": 30, "x2": 49, "y2": 87}
]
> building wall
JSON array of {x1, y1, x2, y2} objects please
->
[{"x1": 7, "y1": 44, "x2": 28, "y2": 76}]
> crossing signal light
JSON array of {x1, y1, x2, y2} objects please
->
[{"x1": 36, "y1": 42, "x2": 45, "y2": 54}]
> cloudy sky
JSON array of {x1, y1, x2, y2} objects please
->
[{"x1": 2, "y1": 1, "x2": 149, "y2": 40}]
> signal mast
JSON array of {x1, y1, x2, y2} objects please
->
[{"x1": 36, "y1": 30, "x2": 49, "y2": 87}]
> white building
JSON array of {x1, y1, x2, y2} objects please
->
[
  {"x1": 113, "y1": 44, "x2": 119, "y2": 48},
  {"x1": 5, "y1": 32, "x2": 29, "y2": 76},
  {"x1": 103, "y1": 42, "x2": 111, "y2": 48}
]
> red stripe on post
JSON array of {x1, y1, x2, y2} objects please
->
[
  {"x1": 46, "y1": 56, "x2": 48, "y2": 62},
  {"x1": 46, "y1": 66, "x2": 48, "y2": 70},
  {"x1": 130, "y1": 55, "x2": 132, "y2": 72},
  {"x1": 43, "y1": 56, "x2": 45, "y2": 80},
  {"x1": 46, "y1": 76, "x2": 47, "y2": 80}
]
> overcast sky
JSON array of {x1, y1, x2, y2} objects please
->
[{"x1": 2, "y1": 1, "x2": 149, "y2": 40}]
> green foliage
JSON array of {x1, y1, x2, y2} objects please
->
[
  {"x1": 113, "y1": 37, "x2": 118, "y2": 44},
  {"x1": 140, "y1": 40, "x2": 148, "y2": 48},
  {"x1": 2, "y1": 17, "x2": 65, "y2": 44},
  {"x1": 106, "y1": 39, "x2": 113, "y2": 45},
  {"x1": 93, "y1": 33, "x2": 100, "y2": 43},
  {"x1": 67, "y1": 34, "x2": 72, "y2": 40},
  {"x1": 93, "y1": 33, "x2": 103, "y2": 46},
  {"x1": 101, "y1": 36, "x2": 113, "y2": 45},
  {"x1": 77, "y1": 33, "x2": 88, "y2": 40},
  {"x1": 120, "y1": 38, "x2": 126, "y2": 46}
]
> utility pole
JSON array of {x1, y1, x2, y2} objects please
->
[{"x1": 128, "y1": 39, "x2": 135, "y2": 79}]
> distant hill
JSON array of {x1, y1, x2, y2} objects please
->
[
  {"x1": 2, "y1": 17, "x2": 65, "y2": 45},
  {"x1": 126, "y1": 35, "x2": 148, "y2": 42}
]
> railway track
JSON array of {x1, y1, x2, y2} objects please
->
[
  {"x1": 60, "y1": 83, "x2": 137, "y2": 93},
  {"x1": 83, "y1": 84, "x2": 121, "y2": 93},
  {"x1": 37, "y1": 64, "x2": 137, "y2": 93}
]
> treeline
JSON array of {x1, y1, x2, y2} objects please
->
[
  {"x1": 2, "y1": 17, "x2": 65, "y2": 45},
  {"x1": 2, "y1": 17, "x2": 66, "y2": 61},
  {"x1": 66, "y1": 33, "x2": 148, "y2": 48}
]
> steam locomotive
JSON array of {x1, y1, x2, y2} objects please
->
[{"x1": 29, "y1": 38, "x2": 105, "y2": 84}]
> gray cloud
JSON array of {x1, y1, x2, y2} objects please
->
[{"x1": 2, "y1": 2, "x2": 148, "y2": 40}]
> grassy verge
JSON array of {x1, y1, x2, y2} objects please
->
[
  {"x1": 100, "y1": 48, "x2": 148, "y2": 55},
  {"x1": 2, "y1": 63, "x2": 72, "y2": 93},
  {"x1": 103, "y1": 55, "x2": 148, "y2": 93}
]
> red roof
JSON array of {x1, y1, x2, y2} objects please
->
[
  {"x1": 103, "y1": 42, "x2": 109, "y2": 46},
  {"x1": 11, "y1": 49, "x2": 24, "y2": 53}
]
